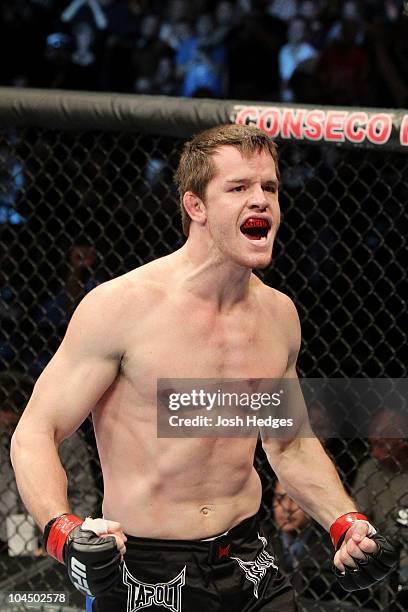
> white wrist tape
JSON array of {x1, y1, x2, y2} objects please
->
[
  {"x1": 81, "y1": 517, "x2": 109, "y2": 536},
  {"x1": 354, "y1": 519, "x2": 377, "y2": 537}
]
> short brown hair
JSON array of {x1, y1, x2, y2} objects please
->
[{"x1": 174, "y1": 124, "x2": 279, "y2": 236}]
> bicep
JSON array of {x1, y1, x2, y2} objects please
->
[
  {"x1": 262, "y1": 295, "x2": 313, "y2": 461},
  {"x1": 17, "y1": 286, "x2": 122, "y2": 443},
  {"x1": 27, "y1": 343, "x2": 118, "y2": 442}
]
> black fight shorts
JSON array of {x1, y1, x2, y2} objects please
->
[{"x1": 87, "y1": 514, "x2": 297, "y2": 612}]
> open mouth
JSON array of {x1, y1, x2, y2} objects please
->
[{"x1": 240, "y1": 218, "x2": 271, "y2": 241}]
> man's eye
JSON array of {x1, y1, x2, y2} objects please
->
[
  {"x1": 264, "y1": 185, "x2": 277, "y2": 193},
  {"x1": 232, "y1": 186, "x2": 244, "y2": 192}
]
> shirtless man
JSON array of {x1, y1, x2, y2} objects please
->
[{"x1": 11, "y1": 124, "x2": 396, "y2": 611}]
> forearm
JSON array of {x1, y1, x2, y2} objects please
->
[
  {"x1": 10, "y1": 431, "x2": 71, "y2": 531},
  {"x1": 265, "y1": 437, "x2": 357, "y2": 530}
]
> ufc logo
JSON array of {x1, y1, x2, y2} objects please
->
[{"x1": 71, "y1": 557, "x2": 92, "y2": 595}]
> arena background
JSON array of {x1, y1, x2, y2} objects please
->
[{"x1": 0, "y1": 89, "x2": 407, "y2": 611}]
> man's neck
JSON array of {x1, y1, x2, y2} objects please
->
[{"x1": 176, "y1": 241, "x2": 253, "y2": 311}]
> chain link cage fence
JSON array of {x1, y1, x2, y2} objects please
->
[{"x1": 0, "y1": 89, "x2": 407, "y2": 611}]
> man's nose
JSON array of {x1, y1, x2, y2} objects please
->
[
  {"x1": 247, "y1": 186, "x2": 268, "y2": 210},
  {"x1": 370, "y1": 443, "x2": 388, "y2": 462}
]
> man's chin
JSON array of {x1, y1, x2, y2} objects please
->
[
  {"x1": 251, "y1": 256, "x2": 272, "y2": 270},
  {"x1": 247, "y1": 251, "x2": 272, "y2": 270},
  {"x1": 238, "y1": 238, "x2": 274, "y2": 270},
  {"x1": 240, "y1": 252, "x2": 273, "y2": 270}
]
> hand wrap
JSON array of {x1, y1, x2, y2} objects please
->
[
  {"x1": 43, "y1": 514, "x2": 122, "y2": 596},
  {"x1": 330, "y1": 512, "x2": 398, "y2": 591}
]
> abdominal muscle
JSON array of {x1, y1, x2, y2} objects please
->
[
  {"x1": 104, "y1": 465, "x2": 262, "y2": 540},
  {"x1": 93, "y1": 398, "x2": 262, "y2": 539}
]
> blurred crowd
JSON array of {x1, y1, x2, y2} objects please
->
[{"x1": 0, "y1": 0, "x2": 408, "y2": 107}]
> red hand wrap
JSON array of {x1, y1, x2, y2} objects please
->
[
  {"x1": 46, "y1": 514, "x2": 83, "y2": 563},
  {"x1": 330, "y1": 512, "x2": 368, "y2": 549}
]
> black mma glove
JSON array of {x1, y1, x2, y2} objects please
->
[
  {"x1": 43, "y1": 514, "x2": 122, "y2": 596},
  {"x1": 330, "y1": 512, "x2": 398, "y2": 592}
]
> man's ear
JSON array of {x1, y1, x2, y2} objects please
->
[{"x1": 182, "y1": 192, "x2": 207, "y2": 227}]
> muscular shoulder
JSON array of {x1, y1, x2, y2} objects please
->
[
  {"x1": 74, "y1": 274, "x2": 130, "y2": 318},
  {"x1": 255, "y1": 280, "x2": 301, "y2": 367},
  {"x1": 61, "y1": 279, "x2": 128, "y2": 361},
  {"x1": 63, "y1": 271, "x2": 154, "y2": 353},
  {"x1": 81, "y1": 264, "x2": 168, "y2": 314}
]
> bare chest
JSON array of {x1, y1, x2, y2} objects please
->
[{"x1": 122, "y1": 303, "x2": 288, "y2": 397}]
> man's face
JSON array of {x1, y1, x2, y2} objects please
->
[
  {"x1": 0, "y1": 409, "x2": 18, "y2": 436},
  {"x1": 288, "y1": 18, "x2": 306, "y2": 44},
  {"x1": 141, "y1": 14, "x2": 158, "y2": 39},
  {"x1": 202, "y1": 146, "x2": 280, "y2": 269},
  {"x1": 273, "y1": 482, "x2": 310, "y2": 533},
  {"x1": 368, "y1": 409, "x2": 408, "y2": 471},
  {"x1": 369, "y1": 437, "x2": 407, "y2": 471}
]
